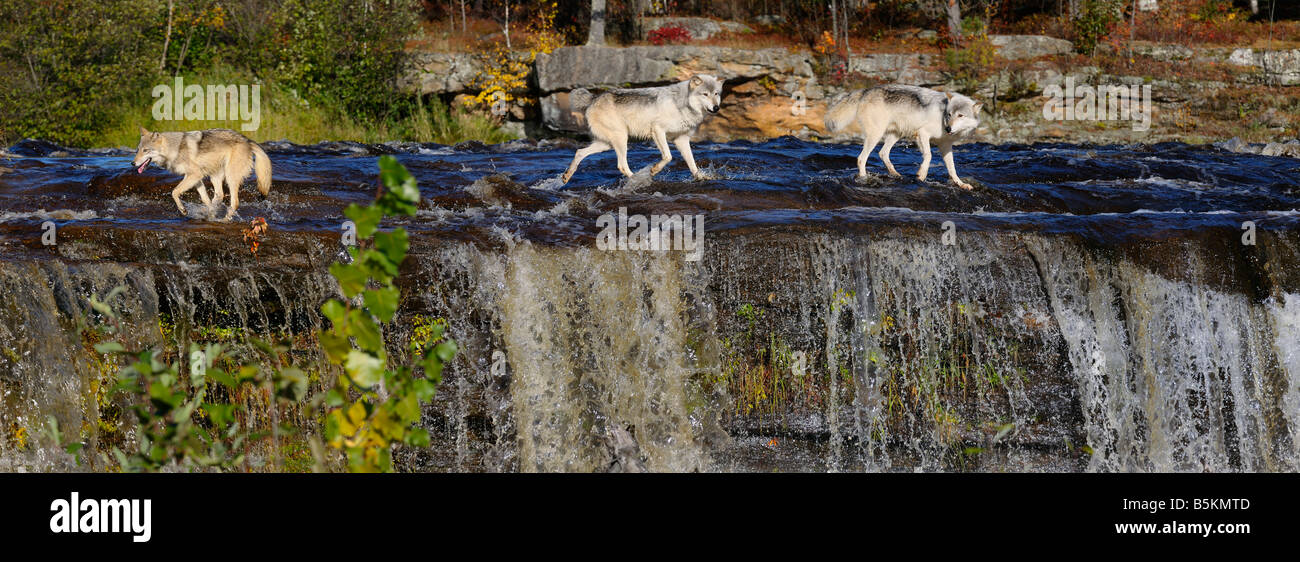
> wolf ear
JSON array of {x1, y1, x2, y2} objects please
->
[
  {"x1": 945, "y1": 91, "x2": 953, "y2": 100},
  {"x1": 974, "y1": 103, "x2": 983, "y2": 114},
  {"x1": 139, "y1": 126, "x2": 150, "y2": 136},
  {"x1": 689, "y1": 76, "x2": 703, "y2": 89}
]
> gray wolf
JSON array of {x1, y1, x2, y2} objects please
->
[
  {"x1": 824, "y1": 85, "x2": 982, "y2": 190},
  {"x1": 132, "y1": 127, "x2": 272, "y2": 220},
  {"x1": 561, "y1": 74, "x2": 724, "y2": 183}
]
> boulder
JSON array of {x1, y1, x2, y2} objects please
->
[
  {"x1": 988, "y1": 35, "x2": 1075, "y2": 60},
  {"x1": 539, "y1": 91, "x2": 586, "y2": 133},
  {"x1": 1262, "y1": 140, "x2": 1300, "y2": 158},
  {"x1": 403, "y1": 52, "x2": 483, "y2": 94},
  {"x1": 1226, "y1": 48, "x2": 1300, "y2": 86},
  {"x1": 535, "y1": 45, "x2": 814, "y2": 93}
]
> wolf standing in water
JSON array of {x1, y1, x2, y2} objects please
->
[
  {"x1": 825, "y1": 85, "x2": 982, "y2": 190},
  {"x1": 132, "y1": 127, "x2": 272, "y2": 221},
  {"x1": 561, "y1": 74, "x2": 724, "y2": 183}
]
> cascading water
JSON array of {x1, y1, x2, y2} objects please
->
[{"x1": 3, "y1": 137, "x2": 1299, "y2": 472}]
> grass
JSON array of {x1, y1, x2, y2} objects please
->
[{"x1": 91, "y1": 64, "x2": 515, "y2": 149}]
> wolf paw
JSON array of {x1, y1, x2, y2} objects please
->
[{"x1": 955, "y1": 181, "x2": 974, "y2": 190}]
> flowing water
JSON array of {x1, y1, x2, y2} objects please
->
[{"x1": 2, "y1": 137, "x2": 1300, "y2": 472}]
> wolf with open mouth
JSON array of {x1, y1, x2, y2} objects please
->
[{"x1": 133, "y1": 127, "x2": 272, "y2": 221}]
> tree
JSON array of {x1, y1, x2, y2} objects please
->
[
  {"x1": 946, "y1": 0, "x2": 962, "y2": 43},
  {"x1": 587, "y1": 0, "x2": 606, "y2": 46}
]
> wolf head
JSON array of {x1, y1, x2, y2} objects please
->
[
  {"x1": 686, "y1": 75, "x2": 723, "y2": 114},
  {"x1": 133, "y1": 127, "x2": 168, "y2": 173},
  {"x1": 943, "y1": 93, "x2": 982, "y2": 137}
]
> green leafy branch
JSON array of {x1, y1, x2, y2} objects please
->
[{"x1": 318, "y1": 155, "x2": 456, "y2": 473}]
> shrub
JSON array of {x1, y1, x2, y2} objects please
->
[
  {"x1": 942, "y1": 35, "x2": 998, "y2": 95},
  {"x1": 648, "y1": 26, "x2": 693, "y2": 46},
  {"x1": 0, "y1": 0, "x2": 159, "y2": 146},
  {"x1": 271, "y1": 0, "x2": 419, "y2": 123},
  {"x1": 467, "y1": 1, "x2": 566, "y2": 112},
  {"x1": 320, "y1": 156, "x2": 457, "y2": 473},
  {"x1": 1071, "y1": 0, "x2": 1123, "y2": 55}
]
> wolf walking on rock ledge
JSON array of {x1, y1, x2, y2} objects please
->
[
  {"x1": 561, "y1": 74, "x2": 724, "y2": 183},
  {"x1": 132, "y1": 127, "x2": 272, "y2": 221},
  {"x1": 826, "y1": 85, "x2": 982, "y2": 190}
]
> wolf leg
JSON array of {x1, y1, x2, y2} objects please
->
[
  {"x1": 562, "y1": 141, "x2": 611, "y2": 183},
  {"x1": 611, "y1": 131, "x2": 634, "y2": 178},
  {"x1": 939, "y1": 141, "x2": 973, "y2": 190},
  {"x1": 171, "y1": 175, "x2": 203, "y2": 215},
  {"x1": 879, "y1": 134, "x2": 902, "y2": 178},
  {"x1": 208, "y1": 171, "x2": 226, "y2": 210},
  {"x1": 191, "y1": 177, "x2": 214, "y2": 209},
  {"x1": 649, "y1": 126, "x2": 672, "y2": 175},
  {"x1": 673, "y1": 135, "x2": 703, "y2": 179},
  {"x1": 857, "y1": 125, "x2": 885, "y2": 178},
  {"x1": 223, "y1": 159, "x2": 253, "y2": 221},
  {"x1": 915, "y1": 132, "x2": 933, "y2": 182},
  {"x1": 223, "y1": 177, "x2": 240, "y2": 222}
]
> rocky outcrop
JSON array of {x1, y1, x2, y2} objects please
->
[
  {"x1": 640, "y1": 17, "x2": 753, "y2": 40},
  {"x1": 1217, "y1": 137, "x2": 1300, "y2": 158},
  {"x1": 696, "y1": 80, "x2": 828, "y2": 140},
  {"x1": 396, "y1": 34, "x2": 1300, "y2": 145},
  {"x1": 1226, "y1": 48, "x2": 1300, "y2": 85},
  {"x1": 536, "y1": 45, "x2": 822, "y2": 138},
  {"x1": 848, "y1": 54, "x2": 945, "y2": 85},
  {"x1": 404, "y1": 52, "x2": 483, "y2": 95},
  {"x1": 989, "y1": 34, "x2": 1075, "y2": 60},
  {"x1": 535, "y1": 45, "x2": 814, "y2": 92}
]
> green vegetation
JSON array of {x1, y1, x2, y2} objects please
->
[
  {"x1": 93, "y1": 65, "x2": 514, "y2": 147},
  {"x1": 1071, "y1": 0, "x2": 1124, "y2": 55},
  {"x1": 712, "y1": 302, "x2": 837, "y2": 418},
  {"x1": 317, "y1": 155, "x2": 457, "y2": 472},
  {"x1": 0, "y1": 0, "x2": 513, "y2": 147}
]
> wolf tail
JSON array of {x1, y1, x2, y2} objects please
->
[
  {"x1": 823, "y1": 90, "x2": 862, "y2": 133},
  {"x1": 250, "y1": 141, "x2": 272, "y2": 198}
]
